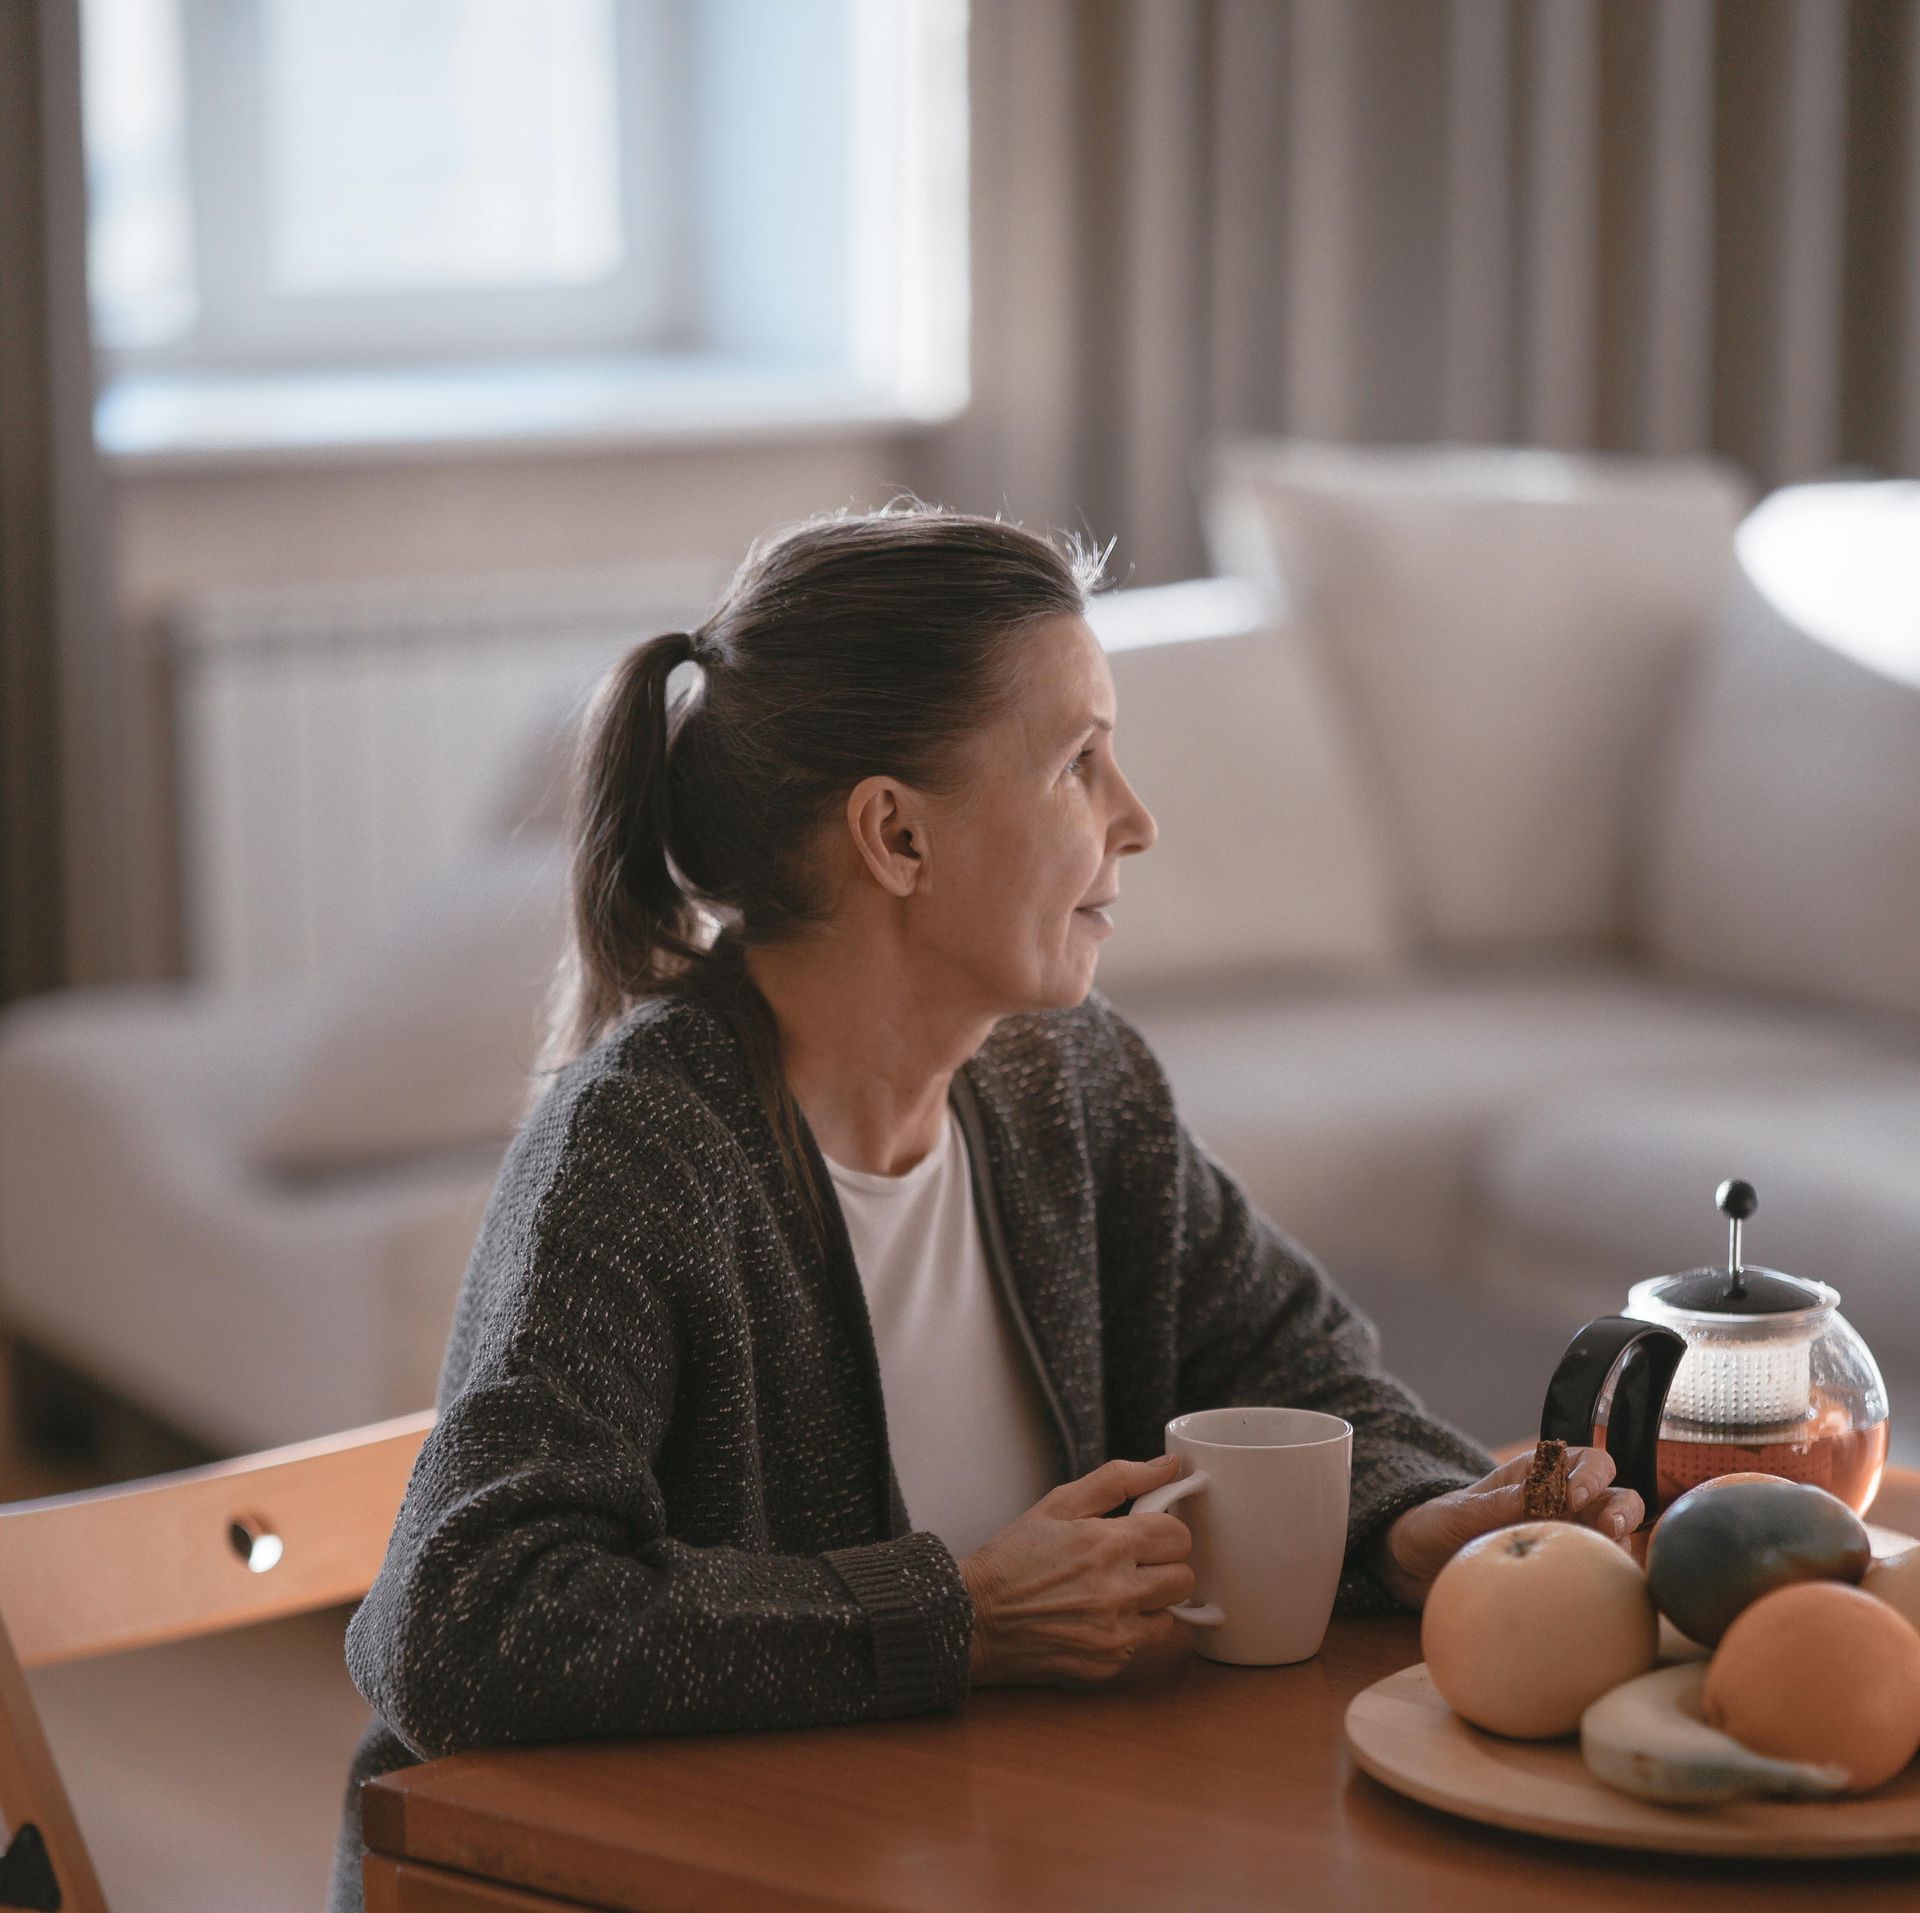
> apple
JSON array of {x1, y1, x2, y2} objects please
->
[{"x1": 1422, "y1": 1521, "x2": 1659, "y2": 1738}]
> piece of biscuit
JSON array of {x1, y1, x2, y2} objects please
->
[{"x1": 1522, "y1": 1437, "x2": 1570, "y2": 1520}]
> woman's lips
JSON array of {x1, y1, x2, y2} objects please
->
[{"x1": 1074, "y1": 906, "x2": 1114, "y2": 933}]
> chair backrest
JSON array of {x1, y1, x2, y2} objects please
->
[{"x1": 0, "y1": 1409, "x2": 433, "y2": 1912}]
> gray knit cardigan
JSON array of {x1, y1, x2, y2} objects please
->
[{"x1": 327, "y1": 985, "x2": 1493, "y2": 1908}]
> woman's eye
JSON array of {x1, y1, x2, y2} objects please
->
[{"x1": 1067, "y1": 749, "x2": 1093, "y2": 778}]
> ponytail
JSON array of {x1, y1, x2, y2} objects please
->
[
  {"x1": 528, "y1": 623, "x2": 836, "y2": 1256},
  {"x1": 531, "y1": 630, "x2": 708, "y2": 1081}
]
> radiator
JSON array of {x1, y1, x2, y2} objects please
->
[{"x1": 166, "y1": 560, "x2": 726, "y2": 991}]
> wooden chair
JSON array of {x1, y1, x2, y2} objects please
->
[{"x1": 0, "y1": 1409, "x2": 433, "y2": 1911}]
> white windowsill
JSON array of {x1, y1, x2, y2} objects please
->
[{"x1": 95, "y1": 354, "x2": 964, "y2": 475}]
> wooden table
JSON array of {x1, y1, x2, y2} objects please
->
[{"x1": 363, "y1": 1469, "x2": 1920, "y2": 1912}]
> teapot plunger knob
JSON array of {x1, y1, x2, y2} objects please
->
[{"x1": 1716, "y1": 1178, "x2": 1757, "y2": 1299}]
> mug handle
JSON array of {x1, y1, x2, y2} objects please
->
[{"x1": 1130, "y1": 1468, "x2": 1225, "y2": 1628}]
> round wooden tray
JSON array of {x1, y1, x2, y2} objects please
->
[
  {"x1": 1345, "y1": 1521, "x2": 1920, "y2": 1859},
  {"x1": 1346, "y1": 1663, "x2": 1920, "y2": 1857}
]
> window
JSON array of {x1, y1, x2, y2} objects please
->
[{"x1": 80, "y1": 0, "x2": 970, "y2": 459}]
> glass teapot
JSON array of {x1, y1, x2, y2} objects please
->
[{"x1": 1540, "y1": 1179, "x2": 1890, "y2": 1522}]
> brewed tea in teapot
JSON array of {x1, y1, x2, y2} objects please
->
[{"x1": 1541, "y1": 1179, "x2": 1890, "y2": 1520}]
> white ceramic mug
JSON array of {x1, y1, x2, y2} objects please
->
[{"x1": 1131, "y1": 1406, "x2": 1353, "y2": 1666}]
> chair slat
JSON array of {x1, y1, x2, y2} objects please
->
[
  {"x1": 0, "y1": 1610, "x2": 108, "y2": 1912},
  {"x1": 0, "y1": 1410, "x2": 433, "y2": 1669}
]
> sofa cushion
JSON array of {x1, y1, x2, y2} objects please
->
[
  {"x1": 1117, "y1": 963, "x2": 1906, "y2": 1292},
  {"x1": 246, "y1": 837, "x2": 568, "y2": 1173},
  {"x1": 1642, "y1": 480, "x2": 1920, "y2": 1020},
  {"x1": 0, "y1": 984, "x2": 498, "y2": 1445},
  {"x1": 1094, "y1": 622, "x2": 1409, "y2": 993},
  {"x1": 1478, "y1": 1078, "x2": 1920, "y2": 1371},
  {"x1": 1204, "y1": 438, "x2": 1752, "y2": 955}
]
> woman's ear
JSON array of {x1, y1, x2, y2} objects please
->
[{"x1": 846, "y1": 776, "x2": 924, "y2": 899}]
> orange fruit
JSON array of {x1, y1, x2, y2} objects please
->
[{"x1": 1702, "y1": 1581, "x2": 1920, "y2": 1792}]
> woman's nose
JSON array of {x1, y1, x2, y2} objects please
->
[{"x1": 1114, "y1": 776, "x2": 1157, "y2": 856}]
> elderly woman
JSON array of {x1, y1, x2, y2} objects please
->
[{"x1": 327, "y1": 504, "x2": 1641, "y2": 1907}]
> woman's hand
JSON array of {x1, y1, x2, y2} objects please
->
[
  {"x1": 957, "y1": 1455, "x2": 1202, "y2": 1689},
  {"x1": 1367, "y1": 1445, "x2": 1645, "y2": 1610}
]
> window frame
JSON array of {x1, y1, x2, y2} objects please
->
[
  {"x1": 112, "y1": 0, "x2": 690, "y2": 375},
  {"x1": 85, "y1": 0, "x2": 973, "y2": 464}
]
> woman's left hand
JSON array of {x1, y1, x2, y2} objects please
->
[{"x1": 1368, "y1": 1446, "x2": 1645, "y2": 1610}]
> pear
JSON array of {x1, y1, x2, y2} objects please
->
[{"x1": 1423, "y1": 1522, "x2": 1658, "y2": 1737}]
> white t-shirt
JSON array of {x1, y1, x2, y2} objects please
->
[{"x1": 820, "y1": 1101, "x2": 1060, "y2": 1558}]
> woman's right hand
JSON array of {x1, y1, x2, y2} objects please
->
[{"x1": 956, "y1": 1454, "x2": 1199, "y2": 1689}]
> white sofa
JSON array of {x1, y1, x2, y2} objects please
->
[{"x1": 3, "y1": 444, "x2": 1916, "y2": 1461}]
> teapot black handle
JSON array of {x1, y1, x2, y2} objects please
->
[{"x1": 1539, "y1": 1316, "x2": 1688, "y2": 1523}]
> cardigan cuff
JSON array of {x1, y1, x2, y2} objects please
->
[{"x1": 821, "y1": 1529, "x2": 975, "y2": 1719}]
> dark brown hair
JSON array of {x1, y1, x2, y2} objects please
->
[{"x1": 530, "y1": 497, "x2": 1108, "y2": 1251}]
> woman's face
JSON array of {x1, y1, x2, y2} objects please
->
[{"x1": 871, "y1": 612, "x2": 1158, "y2": 1015}]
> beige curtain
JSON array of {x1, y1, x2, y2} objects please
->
[
  {"x1": 915, "y1": 0, "x2": 1920, "y2": 585},
  {"x1": 0, "y1": 0, "x2": 117, "y2": 1004}
]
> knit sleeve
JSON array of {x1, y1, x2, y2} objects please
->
[
  {"x1": 1084, "y1": 995, "x2": 1497, "y2": 1616},
  {"x1": 344, "y1": 1087, "x2": 973, "y2": 1763}
]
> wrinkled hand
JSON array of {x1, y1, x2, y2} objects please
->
[
  {"x1": 957, "y1": 1455, "x2": 1202, "y2": 1689},
  {"x1": 1369, "y1": 1446, "x2": 1645, "y2": 1609}
]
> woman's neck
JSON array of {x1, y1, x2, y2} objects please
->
[{"x1": 742, "y1": 929, "x2": 999, "y2": 1177}]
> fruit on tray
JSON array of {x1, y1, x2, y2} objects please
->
[
  {"x1": 1645, "y1": 1476, "x2": 1871, "y2": 1646},
  {"x1": 1580, "y1": 1663, "x2": 1848, "y2": 1804},
  {"x1": 1644, "y1": 1471, "x2": 1784, "y2": 1541},
  {"x1": 1862, "y1": 1548, "x2": 1920, "y2": 1633},
  {"x1": 1422, "y1": 1521, "x2": 1658, "y2": 1738},
  {"x1": 1701, "y1": 1581, "x2": 1920, "y2": 1794}
]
